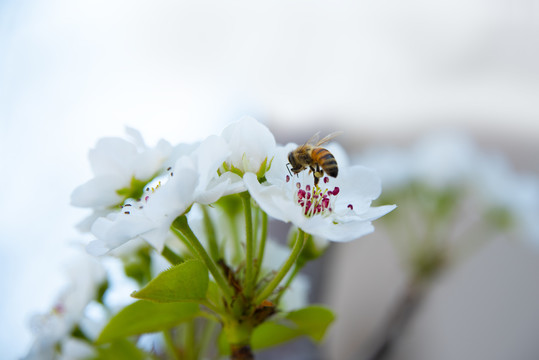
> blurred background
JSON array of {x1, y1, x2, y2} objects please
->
[{"x1": 1, "y1": 0, "x2": 538, "y2": 359}]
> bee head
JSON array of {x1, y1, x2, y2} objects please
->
[{"x1": 287, "y1": 151, "x2": 296, "y2": 167}]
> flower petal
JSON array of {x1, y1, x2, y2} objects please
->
[{"x1": 221, "y1": 117, "x2": 276, "y2": 173}]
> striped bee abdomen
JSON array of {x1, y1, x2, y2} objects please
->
[{"x1": 311, "y1": 147, "x2": 338, "y2": 178}]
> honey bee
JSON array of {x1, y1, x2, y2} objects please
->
[{"x1": 287, "y1": 132, "x2": 340, "y2": 186}]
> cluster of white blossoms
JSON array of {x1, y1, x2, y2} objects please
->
[
  {"x1": 24, "y1": 117, "x2": 395, "y2": 360},
  {"x1": 73, "y1": 117, "x2": 395, "y2": 255},
  {"x1": 358, "y1": 131, "x2": 539, "y2": 278}
]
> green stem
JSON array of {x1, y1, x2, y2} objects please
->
[
  {"x1": 172, "y1": 216, "x2": 234, "y2": 301},
  {"x1": 170, "y1": 226, "x2": 198, "y2": 257},
  {"x1": 241, "y1": 192, "x2": 255, "y2": 298},
  {"x1": 226, "y1": 211, "x2": 243, "y2": 265},
  {"x1": 253, "y1": 206, "x2": 260, "y2": 251},
  {"x1": 255, "y1": 229, "x2": 307, "y2": 304},
  {"x1": 253, "y1": 212, "x2": 268, "y2": 283},
  {"x1": 161, "y1": 245, "x2": 184, "y2": 265},
  {"x1": 201, "y1": 205, "x2": 220, "y2": 261},
  {"x1": 223, "y1": 320, "x2": 254, "y2": 359},
  {"x1": 163, "y1": 329, "x2": 180, "y2": 360},
  {"x1": 274, "y1": 263, "x2": 301, "y2": 305}
]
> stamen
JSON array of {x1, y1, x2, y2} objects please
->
[
  {"x1": 347, "y1": 204, "x2": 353, "y2": 210},
  {"x1": 324, "y1": 176, "x2": 329, "y2": 184},
  {"x1": 293, "y1": 179, "x2": 337, "y2": 218},
  {"x1": 53, "y1": 303, "x2": 65, "y2": 315},
  {"x1": 286, "y1": 175, "x2": 290, "y2": 182},
  {"x1": 124, "y1": 211, "x2": 130, "y2": 214}
]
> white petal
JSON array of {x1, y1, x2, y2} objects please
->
[
  {"x1": 59, "y1": 338, "x2": 96, "y2": 360},
  {"x1": 222, "y1": 117, "x2": 276, "y2": 173},
  {"x1": 195, "y1": 176, "x2": 232, "y2": 204},
  {"x1": 244, "y1": 173, "x2": 294, "y2": 223},
  {"x1": 124, "y1": 126, "x2": 146, "y2": 148},
  {"x1": 334, "y1": 165, "x2": 382, "y2": 213},
  {"x1": 86, "y1": 240, "x2": 110, "y2": 256},
  {"x1": 144, "y1": 165, "x2": 198, "y2": 221},
  {"x1": 140, "y1": 227, "x2": 170, "y2": 252},
  {"x1": 70, "y1": 176, "x2": 124, "y2": 208},
  {"x1": 90, "y1": 214, "x2": 155, "y2": 249},
  {"x1": 132, "y1": 142, "x2": 172, "y2": 180},
  {"x1": 220, "y1": 172, "x2": 246, "y2": 195},
  {"x1": 191, "y1": 135, "x2": 230, "y2": 191},
  {"x1": 89, "y1": 137, "x2": 137, "y2": 176},
  {"x1": 302, "y1": 216, "x2": 375, "y2": 242}
]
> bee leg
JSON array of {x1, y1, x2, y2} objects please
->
[
  {"x1": 314, "y1": 165, "x2": 324, "y2": 179},
  {"x1": 286, "y1": 163, "x2": 293, "y2": 177}
]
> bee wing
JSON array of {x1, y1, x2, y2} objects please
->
[
  {"x1": 304, "y1": 132, "x2": 321, "y2": 146},
  {"x1": 315, "y1": 131, "x2": 342, "y2": 146}
]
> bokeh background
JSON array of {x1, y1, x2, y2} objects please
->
[{"x1": 1, "y1": 1, "x2": 538, "y2": 359}]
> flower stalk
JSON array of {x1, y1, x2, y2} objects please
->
[
  {"x1": 255, "y1": 229, "x2": 307, "y2": 304},
  {"x1": 172, "y1": 215, "x2": 234, "y2": 301},
  {"x1": 242, "y1": 192, "x2": 255, "y2": 299},
  {"x1": 253, "y1": 212, "x2": 268, "y2": 283}
]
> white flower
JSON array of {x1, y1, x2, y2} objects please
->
[
  {"x1": 359, "y1": 131, "x2": 480, "y2": 190},
  {"x1": 24, "y1": 253, "x2": 106, "y2": 360},
  {"x1": 71, "y1": 127, "x2": 173, "y2": 231},
  {"x1": 220, "y1": 116, "x2": 276, "y2": 177},
  {"x1": 358, "y1": 131, "x2": 539, "y2": 243},
  {"x1": 87, "y1": 135, "x2": 241, "y2": 255},
  {"x1": 244, "y1": 143, "x2": 395, "y2": 242},
  {"x1": 474, "y1": 153, "x2": 539, "y2": 242}
]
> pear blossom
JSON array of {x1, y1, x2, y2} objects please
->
[
  {"x1": 87, "y1": 135, "x2": 241, "y2": 255},
  {"x1": 23, "y1": 253, "x2": 106, "y2": 360},
  {"x1": 244, "y1": 143, "x2": 396, "y2": 242},
  {"x1": 71, "y1": 127, "x2": 173, "y2": 231},
  {"x1": 473, "y1": 153, "x2": 539, "y2": 242},
  {"x1": 359, "y1": 131, "x2": 481, "y2": 190},
  {"x1": 219, "y1": 116, "x2": 276, "y2": 179},
  {"x1": 358, "y1": 131, "x2": 539, "y2": 242}
]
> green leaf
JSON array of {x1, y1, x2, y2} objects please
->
[
  {"x1": 94, "y1": 338, "x2": 148, "y2": 360},
  {"x1": 131, "y1": 259, "x2": 209, "y2": 302},
  {"x1": 96, "y1": 300, "x2": 200, "y2": 344},
  {"x1": 253, "y1": 306, "x2": 335, "y2": 349},
  {"x1": 218, "y1": 305, "x2": 335, "y2": 355},
  {"x1": 285, "y1": 306, "x2": 335, "y2": 342},
  {"x1": 252, "y1": 322, "x2": 299, "y2": 350},
  {"x1": 206, "y1": 281, "x2": 221, "y2": 306}
]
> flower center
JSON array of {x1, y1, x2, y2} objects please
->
[
  {"x1": 120, "y1": 176, "x2": 167, "y2": 215},
  {"x1": 288, "y1": 175, "x2": 339, "y2": 217}
]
